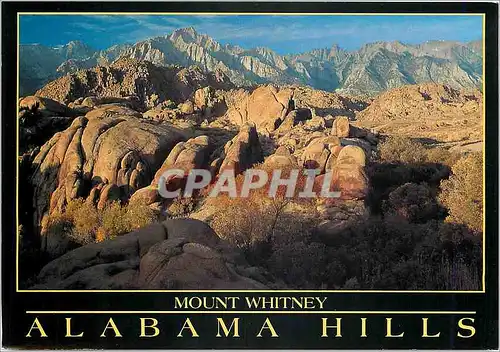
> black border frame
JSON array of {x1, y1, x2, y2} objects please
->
[{"x1": 2, "y1": 2, "x2": 498, "y2": 349}]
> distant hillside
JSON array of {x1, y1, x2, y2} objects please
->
[
  {"x1": 355, "y1": 83, "x2": 483, "y2": 143},
  {"x1": 20, "y1": 27, "x2": 482, "y2": 97},
  {"x1": 34, "y1": 58, "x2": 233, "y2": 110}
]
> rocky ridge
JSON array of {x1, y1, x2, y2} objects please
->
[
  {"x1": 35, "y1": 58, "x2": 233, "y2": 110},
  {"x1": 21, "y1": 27, "x2": 482, "y2": 97}
]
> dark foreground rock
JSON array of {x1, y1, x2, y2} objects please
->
[{"x1": 33, "y1": 218, "x2": 270, "y2": 289}]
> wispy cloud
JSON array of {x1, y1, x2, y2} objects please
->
[{"x1": 20, "y1": 14, "x2": 483, "y2": 54}]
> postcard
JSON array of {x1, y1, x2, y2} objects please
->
[{"x1": 2, "y1": 1, "x2": 498, "y2": 349}]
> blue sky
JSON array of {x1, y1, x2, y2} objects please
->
[{"x1": 19, "y1": 15, "x2": 483, "y2": 54}]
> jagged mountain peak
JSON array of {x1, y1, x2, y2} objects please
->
[
  {"x1": 168, "y1": 26, "x2": 222, "y2": 52},
  {"x1": 173, "y1": 26, "x2": 198, "y2": 36},
  {"x1": 20, "y1": 29, "x2": 483, "y2": 97},
  {"x1": 328, "y1": 44, "x2": 343, "y2": 54},
  {"x1": 65, "y1": 40, "x2": 88, "y2": 47},
  {"x1": 170, "y1": 26, "x2": 201, "y2": 41}
]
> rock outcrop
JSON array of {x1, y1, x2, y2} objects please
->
[
  {"x1": 33, "y1": 218, "x2": 270, "y2": 289},
  {"x1": 331, "y1": 116, "x2": 350, "y2": 137},
  {"x1": 35, "y1": 58, "x2": 234, "y2": 110},
  {"x1": 300, "y1": 136, "x2": 340, "y2": 173},
  {"x1": 224, "y1": 85, "x2": 294, "y2": 132},
  {"x1": 130, "y1": 135, "x2": 215, "y2": 204},
  {"x1": 31, "y1": 111, "x2": 191, "y2": 241},
  {"x1": 355, "y1": 83, "x2": 483, "y2": 143},
  {"x1": 218, "y1": 122, "x2": 264, "y2": 175},
  {"x1": 330, "y1": 146, "x2": 369, "y2": 200},
  {"x1": 264, "y1": 146, "x2": 298, "y2": 169},
  {"x1": 18, "y1": 96, "x2": 82, "y2": 152},
  {"x1": 19, "y1": 96, "x2": 77, "y2": 117}
]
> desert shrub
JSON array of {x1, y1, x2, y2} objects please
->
[
  {"x1": 42, "y1": 200, "x2": 96, "y2": 246},
  {"x1": 439, "y1": 152, "x2": 483, "y2": 232},
  {"x1": 208, "y1": 163, "x2": 313, "y2": 249},
  {"x1": 408, "y1": 221, "x2": 482, "y2": 290},
  {"x1": 425, "y1": 147, "x2": 461, "y2": 167},
  {"x1": 369, "y1": 160, "x2": 450, "y2": 190},
  {"x1": 100, "y1": 201, "x2": 158, "y2": 240},
  {"x1": 342, "y1": 277, "x2": 361, "y2": 289},
  {"x1": 367, "y1": 161, "x2": 450, "y2": 215},
  {"x1": 211, "y1": 196, "x2": 273, "y2": 250},
  {"x1": 270, "y1": 240, "x2": 335, "y2": 288},
  {"x1": 65, "y1": 199, "x2": 100, "y2": 244},
  {"x1": 100, "y1": 202, "x2": 130, "y2": 240},
  {"x1": 435, "y1": 259, "x2": 481, "y2": 290},
  {"x1": 167, "y1": 196, "x2": 198, "y2": 217},
  {"x1": 379, "y1": 136, "x2": 462, "y2": 168},
  {"x1": 368, "y1": 136, "x2": 456, "y2": 215},
  {"x1": 126, "y1": 202, "x2": 159, "y2": 229},
  {"x1": 44, "y1": 199, "x2": 159, "y2": 245},
  {"x1": 44, "y1": 212, "x2": 84, "y2": 246},
  {"x1": 268, "y1": 215, "x2": 347, "y2": 289},
  {"x1": 318, "y1": 215, "x2": 482, "y2": 290},
  {"x1": 379, "y1": 136, "x2": 427, "y2": 164},
  {"x1": 384, "y1": 182, "x2": 442, "y2": 223}
]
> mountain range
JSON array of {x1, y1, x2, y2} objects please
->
[{"x1": 20, "y1": 27, "x2": 482, "y2": 97}]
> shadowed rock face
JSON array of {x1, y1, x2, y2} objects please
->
[
  {"x1": 19, "y1": 96, "x2": 77, "y2": 117},
  {"x1": 18, "y1": 96, "x2": 83, "y2": 152},
  {"x1": 33, "y1": 218, "x2": 270, "y2": 290},
  {"x1": 218, "y1": 122, "x2": 264, "y2": 175}
]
